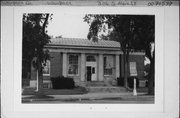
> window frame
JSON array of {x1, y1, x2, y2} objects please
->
[
  {"x1": 42, "y1": 60, "x2": 50, "y2": 76},
  {"x1": 103, "y1": 55, "x2": 114, "y2": 76},
  {"x1": 67, "y1": 54, "x2": 79, "y2": 76}
]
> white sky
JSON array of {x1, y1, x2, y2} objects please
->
[
  {"x1": 47, "y1": 13, "x2": 89, "y2": 39},
  {"x1": 46, "y1": 13, "x2": 151, "y2": 65}
]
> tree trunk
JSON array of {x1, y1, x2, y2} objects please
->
[
  {"x1": 22, "y1": 60, "x2": 32, "y2": 87},
  {"x1": 124, "y1": 50, "x2": 129, "y2": 88},
  {"x1": 124, "y1": 55, "x2": 128, "y2": 88},
  {"x1": 37, "y1": 58, "x2": 43, "y2": 92},
  {"x1": 27, "y1": 60, "x2": 31, "y2": 79},
  {"x1": 148, "y1": 55, "x2": 155, "y2": 95}
]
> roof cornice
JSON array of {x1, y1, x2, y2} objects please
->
[{"x1": 45, "y1": 44, "x2": 121, "y2": 51}]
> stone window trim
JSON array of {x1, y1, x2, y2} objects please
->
[
  {"x1": 103, "y1": 55, "x2": 114, "y2": 76},
  {"x1": 86, "y1": 55, "x2": 96, "y2": 62},
  {"x1": 67, "y1": 54, "x2": 80, "y2": 76}
]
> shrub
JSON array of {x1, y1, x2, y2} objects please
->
[
  {"x1": 51, "y1": 76, "x2": 75, "y2": 89},
  {"x1": 117, "y1": 77, "x2": 139, "y2": 88},
  {"x1": 117, "y1": 77, "x2": 124, "y2": 86},
  {"x1": 127, "y1": 77, "x2": 139, "y2": 88}
]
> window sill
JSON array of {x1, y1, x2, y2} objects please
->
[
  {"x1": 43, "y1": 74, "x2": 50, "y2": 76},
  {"x1": 68, "y1": 74, "x2": 79, "y2": 76},
  {"x1": 104, "y1": 75, "x2": 113, "y2": 76}
]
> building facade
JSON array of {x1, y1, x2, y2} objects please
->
[{"x1": 29, "y1": 38, "x2": 145, "y2": 88}]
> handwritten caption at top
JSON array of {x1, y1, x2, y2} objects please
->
[
  {"x1": 98, "y1": 1, "x2": 136, "y2": 6},
  {"x1": 97, "y1": 1, "x2": 173, "y2": 6},
  {"x1": 1, "y1": 1, "x2": 174, "y2": 6},
  {"x1": 147, "y1": 1, "x2": 172, "y2": 6}
]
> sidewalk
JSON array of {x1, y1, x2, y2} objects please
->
[{"x1": 22, "y1": 92, "x2": 154, "y2": 104}]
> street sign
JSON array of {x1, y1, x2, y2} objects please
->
[
  {"x1": 129, "y1": 62, "x2": 138, "y2": 96},
  {"x1": 130, "y1": 62, "x2": 137, "y2": 76}
]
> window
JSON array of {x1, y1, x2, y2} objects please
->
[
  {"x1": 86, "y1": 55, "x2": 96, "y2": 62},
  {"x1": 104, "y1": 56, "x2": 113, "y2": 75},
  {"x1": 42, "y1": 60, "x2": 50, "y2": 76},
  {"x1": 68, "y1": 54, "x2": 79, "y2": 75}
]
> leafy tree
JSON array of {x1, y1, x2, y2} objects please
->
[
  {"x1": 84, "y1": 15, "x2": 155, "y2": 95},
  {"x1": 22, "y1": 13, "x2": 52, "y2": 90},
  {"x1": 144, "y1": 63, "x2": 150, "y2": 75}
]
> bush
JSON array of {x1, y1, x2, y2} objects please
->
[
  {"x1": 117, "y1": 77, "x2": 139, "y2": 88},
  {"x1": 117, "y1": 77, "x2": 124, "y2": 86},
  {"x1": 51, "y1": 76, "x2": 75, "y2": 89},
  {"x1": 127, "y1": 77, "x2": 139, "y2": 88}
]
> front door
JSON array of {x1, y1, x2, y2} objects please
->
[
  {"x1": 86, "y1": 66, "x2": 92, "y2": 81},
  {"x1": 86, "y1": 63, "x2": 97, "y2": 81},
  {"x1": 91, "y1": 66, "x2": 96, "y2": 81},
  {"x1": 86, "y1": 55, "x2": 97, "y2": 81}
]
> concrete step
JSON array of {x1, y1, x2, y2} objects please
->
[
  {"x1": 87, "y1": 86, "x2": 127, "y2": 93},
  {"x1": 86, "y1": 81, "x2": 106, "y2": 86}
]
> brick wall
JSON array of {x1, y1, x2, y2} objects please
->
[
  {"x1": 120, "y1": 54, "x2": 145, "y2": 80},
  {"x1": 129, "y1": 54, "x2": 145, "y2": 80},
  {"x1": 49, "y1": 52, "x2": 62, "y2": 78},
  {"x1": 29, "y1": 52, "x2": 62, "y2": 88},
  {"x1": 30, "y1": 52, "x2": 63, "y2": 80}
]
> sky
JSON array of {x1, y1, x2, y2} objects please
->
[
  {"x1": 47, "y1": 13, "x2": 89, "y2": 39},
  {"x1": 46, "y1": 13, "x2": 151, "y2": 65}
]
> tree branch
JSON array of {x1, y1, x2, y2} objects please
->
[{"x1": 42, "y1": 14, "x2": 49, "y2": 34}]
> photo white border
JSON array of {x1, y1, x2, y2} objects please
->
[
  {"x1": 14, "y1": 6, "x2": 164, "y2": 111},
  {"x1": 1, "y1": 5, "x2": 179, "y2": 118}
]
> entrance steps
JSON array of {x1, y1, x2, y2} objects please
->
[
  {"x1": 85, "y1": 81, "x2": 128, "y2": 93},
  {"x1": 86, "y1": 81, "x2": 106, "y2": 86},
  {"x1": 86, "y1": 86, "x2": 127, "y2": 93}
]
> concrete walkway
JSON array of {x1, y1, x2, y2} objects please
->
[
  {"x1": 51, "y1": 92, "x2": 138, "y2": 100},
  {"x1": 22, "y1": 92, "x2": 154, "y2": 104}
]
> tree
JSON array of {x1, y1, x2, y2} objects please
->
[
  {"x1": 84, "y1": 15, "x2": 155, "y2": 95},
  {"x1": 22, "y1": 13, "x2": 52, "y2": 91}
]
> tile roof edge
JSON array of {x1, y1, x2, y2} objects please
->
[
  {"x1": 46, "y1": 44, "x2": 121, "y2": 49},
  {"x1": 50, "y1": 37, "x2": 120, "y2": 42}
]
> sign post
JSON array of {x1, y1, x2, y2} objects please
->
[
  {"x1": 35, "y1": 70, "x2": 39, "y2": 92},
  {"x1": 133, "y1": 77, "x2": 137, "y2": 96},
  {"x1": 33, "y1": 57, "x2": 38, "y2": 92},
  {"x1": 129, "y1": 62, "x2": 137, "y2": 96}
]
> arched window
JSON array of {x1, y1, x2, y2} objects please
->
[{"x1": 86, "y1": 55, "x2": 96, "y2": 62}]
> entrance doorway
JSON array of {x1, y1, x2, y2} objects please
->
[
  {"x1": 86, "y1": 55, "x2": 97, "y2": 81},
  {"x1": 86, "y1": 66, "x2": 92, "y2": 81}
]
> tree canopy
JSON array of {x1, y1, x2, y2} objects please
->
[
  {"x1": 84, "y1": 15, "x2": 155, "y2": 59},
  {"x1": 84, "y1": 15, "x2": 155, "y2": 94},
  {"x1": 23, "y1": 14, "x2": 52, "y2": 67},
  {"x1": 22, "y1": 13, "x2": 52, "y2": 90}
]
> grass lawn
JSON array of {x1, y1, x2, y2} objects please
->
[{"x1": 22, "y1": 86, "x2": 88, "y2": 95}]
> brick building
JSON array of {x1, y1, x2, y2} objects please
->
[{"x1": 29, "y1": 38, "x2": 145, "y2": 88}]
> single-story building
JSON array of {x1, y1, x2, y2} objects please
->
[{"x1": 29, "y1": 38, "x2": 145, "y2": 88}]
